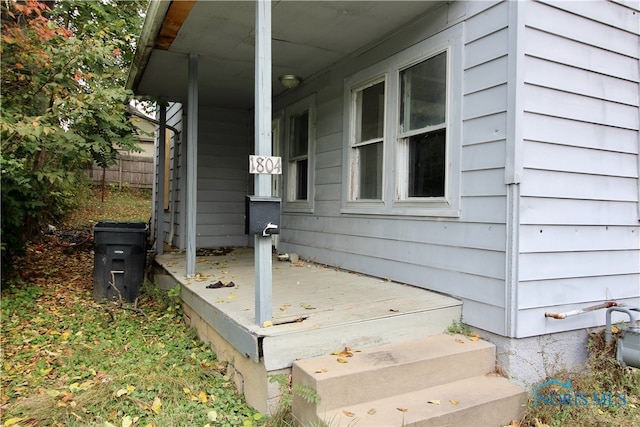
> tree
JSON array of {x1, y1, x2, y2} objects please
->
[{"x1": 1, "y1": 0, "x2": 148, "y2": 270}]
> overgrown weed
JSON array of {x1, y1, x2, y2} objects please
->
[{"x1": 520, "y1": 328, "x2": 640, "y2": 427}]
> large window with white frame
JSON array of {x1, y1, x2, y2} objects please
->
[
  {"x1": 342, "y1": 25, "x2": 461, "y2": 217},
  {"x1": 284, "y1": 95, "x2": 315, "y2": 212},
  {"x1": 398, "y1": 51, "x2": 447, "y2": 199}
]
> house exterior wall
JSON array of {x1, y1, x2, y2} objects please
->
[
  {"x1": 515, "y1": 0, "x2": 640, "y2": 337},
  {"x1": 166, "y1": 102, "x2": 184, "y2": 248},
  {"x1": 158, "y1": 0, "x2": 639, "y2": 341},
  {"x1": 195, "y1": 106, "x2": 251, "y2": 248},
  {"x1": 272, "y1": 0, "x2": 640, "y2": 338},
  {"x1": 274, "y1": 1, "x2": 513, "y2": 335},
  {"x1": 159, "y1": 104, "x2": 252, "y2": 250}
]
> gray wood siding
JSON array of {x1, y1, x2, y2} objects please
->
[
  {"x1": 275, "y1": 1, "x2": 512, "y2": 335},
  {"x1": 516, "y1": 0, "x2": 640, "y2": 337},
  {"x1": 195, "y1": 106, "x2": 251, "y2": 248},
  {"x1": 165, "y1": 0, "x2": 638, "y2": 338},
  {"x1": 160, "y1": 102, "x2": 184, "y2": 248}
]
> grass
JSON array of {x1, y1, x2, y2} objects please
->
[{"x1": 0, "y1": 186, "x2": 267, "y2": 427}]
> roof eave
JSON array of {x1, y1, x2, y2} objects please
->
[{"x1": 126, "y1": 0, "x2": 173, "y2": 94}]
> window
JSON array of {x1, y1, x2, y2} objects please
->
[
  {"x1": 350, "y1": 79, "x2": 385, "y2": 200},
  {"x1": 284, "y1": 95, "x2": 315, "y2": 212},
  {"x1": 342, "y1": 24, "x2": 461, "y2": 216},
  {"x1": 289, "y1": 110, "x2": 309, "y2": 200},
  {"x1": 399, "y1": 51, "x2": 447, "y2": 199}
]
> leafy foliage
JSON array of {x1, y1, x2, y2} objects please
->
[{"x1": 0, "y1": 0, "x2": 147, "y2": 270}]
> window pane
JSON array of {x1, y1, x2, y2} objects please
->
[
  {"x1": 290, "y1": 111, "x2": 309, "y2": 158},
  {"x1": 357, "y1": 142, "x2": 382, "y2": 199},
  {"x1": 296, "y1": 159, "x2": 308, "y2": 200},
  {"x1": 408, "y1": 129, "x2": 446, "y2": 197},
  {"x1": 401, "y1": 52, "x2": 447, "y2": 132},
  {"x1": 356, "y1": 82, "x2": 384, "y2": 142}
]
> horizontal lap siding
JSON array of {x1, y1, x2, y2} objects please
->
[
  {"x1": 517, "y1": 0, "x2": 640, "y2": 337},
  {"x1": 196, "y1": 107, "x2": 250, "y2": 248},
  {"x1": 164, "y1": 103, "x2": 184, "y2": 248},
  {"x1": 280, "y1": 1, "x2": 511, "y2": 334}
]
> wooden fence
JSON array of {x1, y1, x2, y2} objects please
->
[{"x1": 85, "y1": 154, "x2": 154, "y2": 189}]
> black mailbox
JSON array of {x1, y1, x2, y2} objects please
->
[{"x1": 245, "y1": 196, "x2": 281, "y2": 236}]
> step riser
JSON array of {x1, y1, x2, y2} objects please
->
[
  {"x1": 294, "y1": 344, "x2": 495, "y2": 411},
  {"x1": 410, "y1": 393, "x2": 526, "y2": 427}
]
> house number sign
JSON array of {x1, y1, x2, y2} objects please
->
[{"x1": 249, "y1": 155, "x2": 282, "y2": 175}]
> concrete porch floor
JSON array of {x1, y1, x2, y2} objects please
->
[{"x1": 152, "y1": 247, "x2": 462, "y2": 413}]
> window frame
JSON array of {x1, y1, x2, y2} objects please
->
[
  {"x1": 349, "y1": 76, "x2": 387, "y2": 203},
  {"x1": 283, "y1": 94, "x2": 316, "y2": 213},
  {"x1": 341, "y1": 24, "x2": 462, "y2": 217}
]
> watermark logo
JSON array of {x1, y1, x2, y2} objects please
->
[{"x1": 532, "y1": 379, "x2": 627, "y2": 408}]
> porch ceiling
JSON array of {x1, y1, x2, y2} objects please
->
[{"x1": 127, "y1": 0, "x2": 442, "y2": 109}]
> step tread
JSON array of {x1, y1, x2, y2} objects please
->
[
  {"x1": 295, "y1": 334, "x2": 494, "y2": 378},
  {"x1": 319, "y1": 374, "x2": 526, "y2": 427},
  {"x1": 293, "y1": 334, "x2": 496, "y2": 409}
]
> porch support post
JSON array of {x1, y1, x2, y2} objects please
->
[
  {"x1": 254, "y1": 0, "x2": 272, "y2": 325},
  {"x1": 186, "y1": 53, "x2": 198, "y2": 277},
  {"x1": 156, "y1": 104, "x2": 166, "y2": 256}
]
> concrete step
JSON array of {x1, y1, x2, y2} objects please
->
[
  {"x1": 292, "y1": 334, "x2": 526, "y2": 425},
  {"x1": 319, "y1": 374, "x2": 526, "y2": 427},
  {"x1": 292, "y1": 334, "x2": 496, "y2": 415}
]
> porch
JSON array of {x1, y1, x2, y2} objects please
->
[{"x1": 152, "y1": 247, "x2": 462, "y2": 413}]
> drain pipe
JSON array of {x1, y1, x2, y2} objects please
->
[{"x1": 545, "y1": 301, "x2": 618, "y2": 319}]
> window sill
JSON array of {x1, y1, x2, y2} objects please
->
[{"x1": 341, "y1": 200, "x2": 460, "y2": 218}]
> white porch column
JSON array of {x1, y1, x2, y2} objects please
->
[
  {"x1": 254, "y1": 0, "x2": 273, "y2": 325},
  {"x1": 186, "y1": 53, "x2": 198, "y2": 277},
  {"x1": 156, "y1": 104, "x2": 166, "y2": 255}
]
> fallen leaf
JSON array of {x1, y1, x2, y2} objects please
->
[
  {"x1": 427, "y1": 399, "x2": 441, "y2": 405},
  {"x1": 337, "y1": 357, "x2": 348, "y2": 363},
  {"x1": 198, "y1": 391, "x2": 208, "y2": 403},
  {"x1": 314, "y1": 368, "x2": 328, "y2": 373},
  {"x1": 611, "y1": 325, "x2": 619, "y2": 334},
  {"x1": 207, "y1": 410, "x2": 218, "y2": 422},
  {"x1": 122, "y1": 416, "x2": 133, "y2": 427},
  {"x1": 300, "y1": 302, "x2": 316, "y2": 310},
  {"x1": 534, "y1": 419, "x2": 550, "y2": 427},
  {"x1": 397, "y1": 407, "x2": 408, "y2": 412},
  {"x1": 455, "y1": 338, "x2": 464, "y2": 344},
  {"x1": 279, "y1": 304, "x2": 290, "y2": 311},
  {"x1": 182, "y1": 387, "x2": 191, "y2": 394},
  {"x1": 262, "y1": 320, "x2": 273, "y2": 328},
  {"x1": 367, "y1": 408, "x2": 377, "y2": 415},
  {"x1": 4, "y1": 417, "x2": 27, "y2": 427},
  {"x1": 449, "y1": 398, "x2": 459, "y2": 405},
  {"x1": 151, "y1": 396, "x2": 162, "y2": 414},
  {"x1": 342, "y1": 410, "x2": 355, "y2": 417}
]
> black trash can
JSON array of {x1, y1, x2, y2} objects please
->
[{"x1": 93, "y1": 221, "x2": 147, "y2": 303}]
